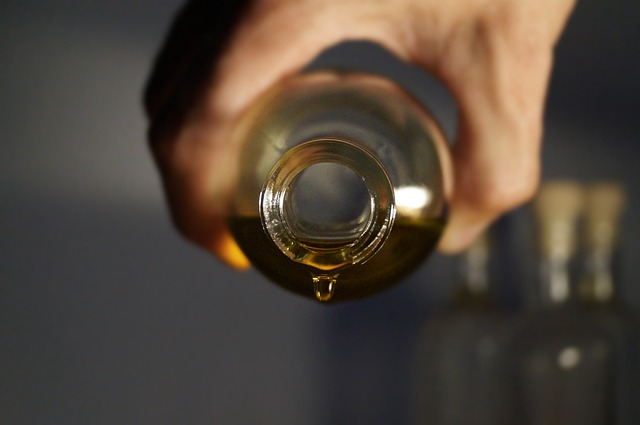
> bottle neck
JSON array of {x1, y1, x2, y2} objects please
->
[
  {"x1": 260, "y1": 138, "x2": 395, "y2": 272},
  {"x1": 579, "y1": 211, "x2": 622, "y2": 306},
  {"x1": 578, "y1": 183, "x2": 625, "y2": 306},
  {"x1": 532, "y1": 181, "x2": 585, "y2": 310},
  {"x1": 539, "y1": 254, "x2": 575, "y2": 307},
  {"x1": 579, "y1": 246, "x2": 619, "y2": 306},
  {"x1": 452, "y1": 234, "x2": 494, "y2": 308}
]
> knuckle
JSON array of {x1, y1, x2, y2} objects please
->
[{"x1": 477, "y1": 167, "x2": 539, "y2": 214}]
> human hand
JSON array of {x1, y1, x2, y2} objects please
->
[{"x1": 144, "y1": 0, "x2": 576, "y2": 269}]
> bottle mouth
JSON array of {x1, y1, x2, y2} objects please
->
[{"x1": 260, "y1": 138, "x2": 395, "y2": 271}]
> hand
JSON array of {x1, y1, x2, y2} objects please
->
[{"x1": 144, "y1": 0, "x2": 576, "y2": 268}]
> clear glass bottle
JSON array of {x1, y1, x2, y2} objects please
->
[
  {"x1": 414, "y1": 230, "x2": 516, "y2": 425},
  {"x1": 578, "y1": 183, "x2": 640, "y2": 425},
  {"x1": 511, "y1": 181, "x2": 615, "y2": 425},
  {"x1": 228, "y1": 70, "x2": 450, "y2": 302}
]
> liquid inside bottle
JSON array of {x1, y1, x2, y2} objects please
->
[
  {"x1": 228, "y1": 71, "x2": 449, "y2": 302},
  {"x1": 229, "y1": 215, "x2": 444, "y2": 302}
]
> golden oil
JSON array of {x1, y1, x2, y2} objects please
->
[{"x1": 229, "y1": 216, "x2": 444, "y2": 302}]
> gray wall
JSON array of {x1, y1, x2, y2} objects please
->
[{"x1": 1, "y1": 1, "x2": 638, "y2": 424}]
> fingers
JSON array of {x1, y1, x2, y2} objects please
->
[
  {"x1": 209, "y1": 0, "x2": 412, "y2": 120},
  {"x1": 144, "y1": 0, "x2": 254, "y2": 143},
  {"x1": 151, "y1": 117, "x2": 251, "y2": 269},
  {"x1": 439, "y1": 31, "x2": 550, "y2": 253},
  {"x1": 146, "y1": 0, "x2": 414, "y2": 266},
  {"x1": 146, "y1": 0, "x2": 576, "y2": 264},
  {"x1": 406, "y1": 0, "x2": 576, "y2": 253},
  {"x1": 144, "y1": 0, "x2": 256, "y2": 268}
]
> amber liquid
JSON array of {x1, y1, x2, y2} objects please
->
[{"x1": 229, "y1": 216, "x2": 445, "y2": 302}]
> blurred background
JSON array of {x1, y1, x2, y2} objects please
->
[{"x1": 1, "y1": 0, "x2": 639, "y2": 424}]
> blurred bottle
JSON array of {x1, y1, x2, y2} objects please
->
[
  {"x1": 511, "y1": 181, "x2": 614, "y2": 425},
  {"x1": 414, "y1": 229, "x2": 515, "y2": 425},
  {"x1": 228, "y1": 70, "x2": 450, "y2": 302},
  {"x1": 578, "y1": 183, "x2": 640, "y2": 425}
]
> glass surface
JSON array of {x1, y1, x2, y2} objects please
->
[
  {"x1": 228, "y1": 70, "x2": 449, "y2": 302},
  {"x1": 581, "y1": 305, "x2": 640, "y2": 425},
  {"x1": 579, "y1": 238, "x2": 640, "y2": 424},
  {"x1": 415, "y1": 310, "x2": 516, "y2": 425},
  {"x1": 511, "y1": 305, "x2": 615, "y2": 425},
  {"x1": 511, "y1": 181, "x2": 621, "y2": 425},
  {"x1": 414, "y1": 233, "x2": 516, "y2": 425}
]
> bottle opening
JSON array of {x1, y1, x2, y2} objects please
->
[
  {"x1": 260, "y1": 138, "x2": 395, "y2": 271},
  {"x1": 285, "y1": 162, "x2": 372, "y2": 243}
]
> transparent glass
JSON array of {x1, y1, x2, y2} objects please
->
[
  {"x1": 228, "y1": 70, "x2": 449, "y2": 302},
  {"x1": 577, "y1": 287, "x2": 640, "y2": 425},
  {"x1": 414, "y1": 232, "x2": 516, "y2": 425},
  {"x1": 511, "y1": 182, "x2": 615, "y2": 425},
  {"x1": 511, "y1": 301, "x2": 615, "y2": 425},
  {"x1": 577, "y1": 183, "x2": 640, "y2": 425}
]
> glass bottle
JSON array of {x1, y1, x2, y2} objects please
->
[
  {"x1": 578, "y1": 183, "x2": 640, "y2": 425},
  {"x1": 511, "y1": 181, "x2": 614, "y2": 425},
  {"x1": 228, "y1": 70, "x2": 450, "y2": 302},
  {"x1": 414, "y1": 230, "x2": 515, "y2": 425}
]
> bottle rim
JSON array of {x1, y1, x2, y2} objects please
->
[{"x1": 260, "y1": 138, "x2": 396, "y2": 271}]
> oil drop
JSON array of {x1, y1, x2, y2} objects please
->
[{"x1": 313, "y1": 274, "x2": 337, "y2": 302}]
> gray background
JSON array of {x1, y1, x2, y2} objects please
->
[{"x1": 1, "y1": 1, "x2": 639, "y2": 424}]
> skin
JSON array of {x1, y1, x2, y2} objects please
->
[{"x1": 147, "y1": 0, "x2": 576, "y2": 269}]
